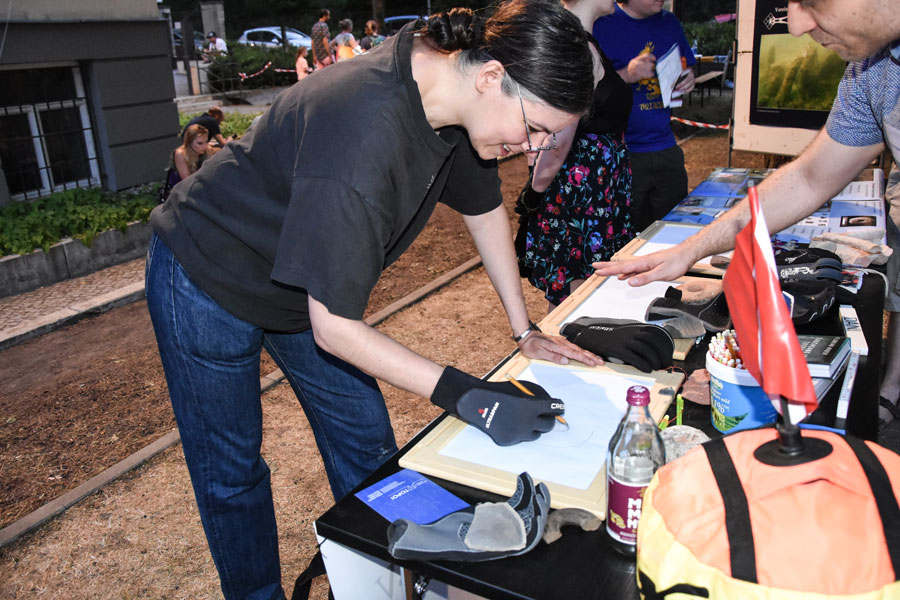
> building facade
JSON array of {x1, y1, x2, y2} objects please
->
[{"x1": 0, "y1": 0, "x2": 179, "y2": 205}]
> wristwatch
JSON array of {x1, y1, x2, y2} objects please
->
[{"x1": 512, "y1": 320, "x2": 541, "y2": 343}]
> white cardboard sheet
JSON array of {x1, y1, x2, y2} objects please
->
[
  {"x1": 438, "y1": 363, "x2": 654, "y2": 490},
  {"x1": 632, "y1": 222, "x2": 732, "y2": 266},
  {"x1": 559, "y1": 276, "x2": 675, "y2": 324}
]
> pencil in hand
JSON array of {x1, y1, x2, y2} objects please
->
[{"x1": 505, "y1": 374, "x2": 568, "y2": 427}]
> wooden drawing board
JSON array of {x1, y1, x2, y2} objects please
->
[
  {"x1": 613, "y1": 221, "x2": 727, "y2": 278},
  {"x1": 540, "y1": 270, "x2": 716, "y2": 360},
  {"x1": 399, "y1": 357, "x2": 683, "y2": 518}
]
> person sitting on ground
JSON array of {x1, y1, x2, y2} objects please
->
[
  {"x1": 360, "y1": 19, "x2": 385, "y2": 51},
  {"x1": 202, "y1": 31, "x2": 228, "y2": 62},
  {"x1": 295, "y1": 46, "x2": 312, "y2": 81},
  {"x1": 333, "y1": 18, "x2": 360, "y2": 60},
  {"x1": 159, "y1": 124, "x2": 218, "y2": 203},
  {"x1": 184, "y1": 107, "x2": 230, "y2": 147},
  {"x1": 173, "y1": 124, "x2": 216, "y2": 182}
]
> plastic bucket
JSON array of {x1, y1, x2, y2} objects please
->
[{"x1": 706, "y1": 352, "x2": 778, "y2": 433}]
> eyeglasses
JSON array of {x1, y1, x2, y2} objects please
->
[{"x1": 515, "y1": 82, "x2": 558, "y2": 153}]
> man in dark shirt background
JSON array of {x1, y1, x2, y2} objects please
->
[{"x1": 184, "y1": 107, "x2": 230, "y2": 147}]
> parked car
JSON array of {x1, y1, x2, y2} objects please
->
[
  {"x1": 237, "y1": 27, "x2": 312, "y2": 50},
  {"x1": 383, "y1": 15, "x2": 428, "y2": 36},
  {"x1": 173, "y1": 29, "x2": 207, "y2": 52}
]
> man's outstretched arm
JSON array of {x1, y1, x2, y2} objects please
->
[{"x1": 592, "y1": 129, "x2": 885, "y2": 286}]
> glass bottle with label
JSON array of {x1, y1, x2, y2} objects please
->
[{"x1": 605, "y1": 385, "x2": 666, "y2": 556}]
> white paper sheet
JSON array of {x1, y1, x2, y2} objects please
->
[
  {"x1": 439, "y1": 363, "x2": 654, "y2": 490},
  {"x1": 560, "y1": 276, "x2": 675, "y2": 324},
  {"x1": 656, "y1": 43, "x2": 686, "y2": 109}
]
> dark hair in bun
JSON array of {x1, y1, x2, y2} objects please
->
[{"x1": 419, "y1": 0, "x2": 593, "y2": 115}]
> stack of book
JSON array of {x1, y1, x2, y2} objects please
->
[{"x1": 798, "y1": 334, "x2": 852, "y2": 400}]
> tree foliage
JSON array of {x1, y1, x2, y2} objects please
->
[
  {"x1": 681, "y1": 21, "x2": 735, "y2": 56},
  {"x1": 164, "y1": 0, "x2": 493, "y2": 43}
]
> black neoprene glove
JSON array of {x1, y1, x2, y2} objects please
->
[
  {"x1": 431, "y1": 367, "x2": 564, "y2": 446},
  {"x1": 775, "y1": 248, "x2": 842, "y2": 284},
  {"x1": 559, "y1": 317, "x2": 674, "y2": 373}
]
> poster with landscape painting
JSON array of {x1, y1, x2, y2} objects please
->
[{"x1": 749, "y1": 0, "x2": 845, "y2": 129}]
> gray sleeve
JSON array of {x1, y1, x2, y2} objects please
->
[{"x1": 825, "y1": 60, "x2": 884, "y2": 148}]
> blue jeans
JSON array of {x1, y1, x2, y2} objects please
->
[{"x1": 145, "y1": 234, "x2": 397, "y2": 600}]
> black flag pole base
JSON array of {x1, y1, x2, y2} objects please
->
[{"x1": 754, "y1": 397, "x2": 833, "y2": 466}]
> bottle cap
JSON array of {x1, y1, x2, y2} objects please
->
[{"x1": 626, "y1": 385, "x2": 650, "y2": 406}]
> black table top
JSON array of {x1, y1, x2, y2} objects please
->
[{"x1": 315, "y1": 272, "x2": 884, "y2": 600}]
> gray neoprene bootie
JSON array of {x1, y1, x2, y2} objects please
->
[{"x1": 386, "y1": 472, "x2": 550, "y2": 562}]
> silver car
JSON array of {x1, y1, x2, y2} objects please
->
[{"x1": 237, "y1": 27, "x2": 312, "y2": 50}]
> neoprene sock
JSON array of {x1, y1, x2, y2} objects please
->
[
  {"x1": 386, "y1": 472, "x2": 550, "y2": 562},
  {"x1": 646, "y1": 285, "x2": 731, "y2": 338}
]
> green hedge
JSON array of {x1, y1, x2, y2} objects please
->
[
  {"x1": 682, "y1": 21, "x2": 736, "y2": 57},
  {"x1": 2, "y1": 111, "x2": 261, "y2": 258},
  {"x1": 206, "y1": 43, "x2": 304, "y2": 91},
  {"x1": 0, "y1": 186, "x2": 157, "y2": 257}
]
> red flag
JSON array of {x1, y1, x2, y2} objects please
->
[{"x1": 722, "y1": 187, "x2": 817, "y2": 417}]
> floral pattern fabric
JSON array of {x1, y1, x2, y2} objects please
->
[{"x1": 522, "y1": 131, "x2": 634, "y2": 304}]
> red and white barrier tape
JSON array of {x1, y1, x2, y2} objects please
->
[
  {"x1": 238, "y1": 61, "x2": 272, "y2": 81},
  {"x1": 670, "y1": 116, "x2": 729, "y2": 129}
]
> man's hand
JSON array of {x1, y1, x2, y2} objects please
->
[
  {"x1": 592, "y1": 245, "x2": 697, "y2": 287},
  {"x1": 519, "y1": 332, "x2": 603, "y2": 367},
  {"x1": 675, "y1": 68, "x2": 695, "y2": 94},
  {"x1": 622, "y1": 52, "x2": 657, "y2": 83}
]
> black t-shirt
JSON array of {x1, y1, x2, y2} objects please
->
[
  {"x1": 152, "y1": 26, "x2": 501, "y2": 332},
  {"x1": 185, "y1": 113, "x2": 222, "y2": 140},
  {"x1": 583, "y1": 38, "x2": 632, "y2": 135}
]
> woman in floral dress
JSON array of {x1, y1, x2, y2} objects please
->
[{"x1": 516, "y1": 0, "x2": 634, "y2": 307}]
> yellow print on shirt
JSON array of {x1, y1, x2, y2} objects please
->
[{"x1": 635, "y1": 42, "x2": 661, "y2": 104}]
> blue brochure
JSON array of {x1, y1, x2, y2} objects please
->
[{"x1": 355, "y1": 468, "x2": 469, "y2": 524}]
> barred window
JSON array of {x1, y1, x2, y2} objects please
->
[{"x1": 0, "y1": 66, "x2": 100, "y2": 200}]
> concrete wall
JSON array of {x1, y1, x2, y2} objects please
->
[
  {"x1": 0, "y1": 222, "x2": 152, "y2": 299},
  {"x1": 0, "y1": 19, "x2": 180, "y2": 193},
  {"x1": 201, "y1": 1, "x2": 227, "y2": 40},
  {"x1": 6, "y1": 0, "x2": 158, "y2": 21}
]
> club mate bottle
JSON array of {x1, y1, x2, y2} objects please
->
[{"x1": 605, "y1": 385, "x2": 665, "y2": 556}]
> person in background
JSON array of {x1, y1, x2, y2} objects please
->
[
  {"x1": 202, "y1": 31, "x2": 228, "y2": 62},
  {"x1": 173, "y1": 124, "x2": 216, "y2": 182},
  {"x1": 146, "y1": 2, "x2": 600, "y2": 597},
  {"x1": 517, "y1": 0, "x2": 634, "y2": 309},
  {"x1": 310, "y1": 8, "x2": 334, "y2": 69},
  {"x1": 360, "y1": 19, "x2": 385, "y2": 51},
  {"x1": 592, "y1": 1, "x2": 900, "y2": 431},
  {"x1": 184, "y1": 107, "x2": 230, "y2": 147},
  {"x1": 158, "y1": 125, "x2": 218, "y2": 203},
  {"x1": 333, "y1": 18, "x2": 360, "y2": 60},
  {"x1": 295, "y1": 46, "x2": 312, "y2": 81},
  {"x1": 593, "y1": 0, "x2": 696, "y2": 233}
]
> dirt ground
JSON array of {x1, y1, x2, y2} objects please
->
[{"x1": 0, "y1": 127, "x2": 765, "y2": 598}]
